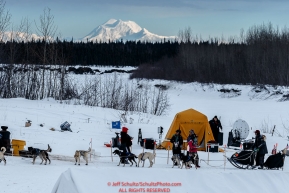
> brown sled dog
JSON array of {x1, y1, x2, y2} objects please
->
[
  {"x1": 28, "y1": 144, "x2": 52, "y2": 165},
  {"x1": 74, "y1": 147, "x2": 92, "y2": 165}
]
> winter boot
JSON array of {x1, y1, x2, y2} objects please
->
[
  {"x1": 250, "y1": 165, "x2": 257, "y2": 169},
  {"x1": 194, "y1": 159, "x2": 200, "y2": 169}
]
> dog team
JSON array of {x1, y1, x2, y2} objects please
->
[
  {"x1": 112, "y1": 126, "x2": 157, "y2": 168},
  {"x1": 0, "y1": 144, "x2": 52, "y2": 166},
  {"x1": 112, "y1": 127, "x2": 200, "y2": 169},
  {"x1": 0, "y1": 143, "x2": 93, "y2": 166},
  {"x1": 170, "y1": 129, "x2": 201, "y2": 169},
  {"x1": 0, "y1": 127, "x2": 200, "y2": 169}
]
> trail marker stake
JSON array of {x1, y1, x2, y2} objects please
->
[
  {"x1": 224, "y1": 145, "x2": 226, "y2": 171},
  {"x1": 143, "y1": 139, "x2": 146, "y2": 154},
  {"x1": 110, "y1": 140, "x2": 113, "y2": 162},
  {"x1": 167, "y1": 145, "x2": 170, "y2": 164},
  {"x1": 90, "y1": 138, "x2": 92, "y2": 161},
  {"x1": 207, "y1": 144, "x2": 210, "y2": 164},
  {"x1": 153, "y1": 141, "x2": 156, "y2": 164}
]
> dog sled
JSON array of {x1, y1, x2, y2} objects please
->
[
  {"x1": 225, "y1": 150, "x2": 256, "y2": 169},
  {"x1": 18, "y1": 149, "x2": 33, "y2": 158},
  {"x1": 226, "y1": 149, "x2": 287, "y2": 170}
]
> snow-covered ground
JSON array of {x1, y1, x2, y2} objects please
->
[{"x1": 1, "y1": 69, "x2": 289, "y2": 193}]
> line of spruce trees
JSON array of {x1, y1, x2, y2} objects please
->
[
  {"x1": 0, "y1": 39, "x2": 178, "y2": 67},
  {"x1": 1, "y1": 23, "x2": 288, "y2": 86},
  {"x1": 131, "y1": 23, "x2": 289, "y2": 86}
]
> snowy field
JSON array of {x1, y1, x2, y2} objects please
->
[{"x1": 1, "y1": 68, "x2": 289, "y2": 193}]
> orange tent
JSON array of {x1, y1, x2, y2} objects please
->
[{"x1": 161, "y1": 108, "x2": 217, "y2": 151}]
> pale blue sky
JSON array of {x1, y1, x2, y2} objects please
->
[{"x1": 6, "y1": 0, "x2": 289, "y2": 39}]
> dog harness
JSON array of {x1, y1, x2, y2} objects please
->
[
  {"x1": 33, "y1": 148, "x2": 40, "y2": 156},
  {"x1": 141, "y1": 152, "x2": 147, "y2": 161},
  {"x1": 80, "y1": 151, "x2": 86, "y2": 157}
]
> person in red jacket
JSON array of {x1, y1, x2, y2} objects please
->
[{"x1": 187, "y1": 139, "x2": 200, "y2": 168}]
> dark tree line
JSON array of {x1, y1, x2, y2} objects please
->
[
  {"x1": 131, "y1": 23, "x2": 289, "y2": 86},
  {"x1": 0, "y1": 39, "x2": 179, "y2": 67},
  {"x1": 2, "y1": 23, "x2": 289, "y2": 87}
]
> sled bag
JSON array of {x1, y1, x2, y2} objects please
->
[
  {"x1": 264, "y1": 153, "x2": 285, "y2": 169},
  {"x1": 144, "y1": 138, "x2": 155, "y2": 150}
]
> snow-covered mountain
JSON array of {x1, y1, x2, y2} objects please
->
[
  {"x1": 79, "y1": 19, "x2": 177, "y2": 42},
  {"x1": 1, "y1": 31, "x2": 42, "y2": 42}
]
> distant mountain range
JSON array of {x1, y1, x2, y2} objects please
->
[
  {"x1": 1, "y1": 31, "x2": 41, "y2": 42},
  {"x1": 1, "y1": 19, "x2": 177, "y2": 43},
  {"x1": 78, "y1": 19, "x2": 177, "y2": 42}
]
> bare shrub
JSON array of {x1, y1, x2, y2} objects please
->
[
  {"x1": 75, "y1": 73, "x2": 170, "y2": 115},
  {"x1": 0, "y1": 65, "x2": 170, "y2": 116},
  {"x1": 259, "y1": 118, "x2": 272, "y2": 134}
]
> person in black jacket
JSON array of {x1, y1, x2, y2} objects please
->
[
  {"x1": 209, "y1": 116, "x2": 222, "y2": 142},
  {"x1": 120, "y1": 127, "x2": 133, "y2": 155},
  {"x1": 170, "y1": 129, "x2": 183, "y2": 155},
  {"x1": 0, "y1": 126, "x2": 11, "y2": 152},
  {"x1": 252, "y1": 130, "x2": 268, "y2": 169},
  {"x1": 187, "y1": 129, "x2": 198, "y2": 145}
]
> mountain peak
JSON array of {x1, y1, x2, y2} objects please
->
[
  {"x1": 80, "y1": 19, "x2": 176, "y2": 42},
  {"x1": 103, "y1": 19, "x2": 119, "y2": 25},
  {"x1": 102, "y1": 19, "x2": 123, "y2": 28}
]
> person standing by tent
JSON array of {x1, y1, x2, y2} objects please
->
[
  {"x1": 187, "y1": 129, "x2": 198, "y2": 145},
  {"x1": 120, "y1": 127, "x2": 133, "y2": 155},
  {"x1": 252, "y1": 130, "x2": 268, "y2": 169},
  {"x1": 170, "y1": 130, "x2": 183, "y2": 155},
  {"x1": 209, "y1": 116, "x2": 222, "y2": 142},
  {"x1": 187, "y1": 139, "x2": 201, "y2": 168}
]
